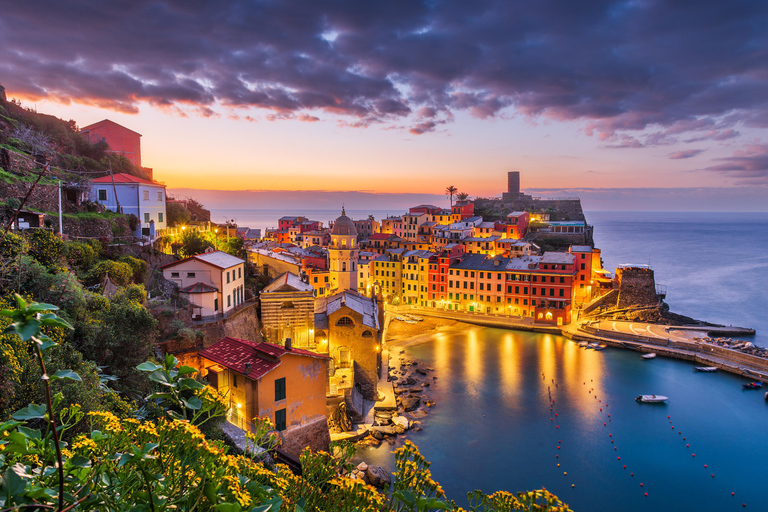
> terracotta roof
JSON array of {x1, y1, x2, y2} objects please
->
[
  {"x1": 91, "y1": 173, "x2": 157, "y2": 185},
  {"x1": 179, "y1": 282, "x2": 218, "y2": 293},
  {"x1": 368, "y1": 233, "x2": 395, "y2": 240},
  {"x1": 200, "y1": 337, "x2": 329, "y2": 379},
  {"x1": 80, "y1": 119, "x2": 142, "y2": 136}
]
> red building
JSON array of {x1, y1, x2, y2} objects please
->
[
  {"x1": 451, "y1": 201, "x2": 475, "y2": 222},
  {"x1": 80, "y1": 120, "x2": 144, "y2": 168},
  {"x1": 494, "y1": 211, "x2": 529, "y2": 239}
]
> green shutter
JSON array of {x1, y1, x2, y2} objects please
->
[
  {"x1": 275, "y1": 377, "x2": 286, "y2": 401},
  {"x1": 275, "y1": 408, "x2": 287, "y2": 431}
]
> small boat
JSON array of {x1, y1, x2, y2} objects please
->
[
  {"x1": 587, "y1": 343, "x2": 600, "y2": 349},
  {"x1": 693, "y1": 366, "x2": 718, "y2": 372},
  {"x1": 742, "y1": 382, "x2": 763, "y2": 390},
  {"x1": 593, "y1": 344, "x2": 607, "y2": 351},
  {"x1": 642, "y1": 353, "x2": 657, "y2": 360},
  {"x1": 578, "y1": 342, "x2": 589, "y2": 348},
  {"x1": 407, "y1": 315, "x2": 424, "y2": 321},
  {"x1": 636, "y1": 395, "x2": 669, "y2": 403},
  {"x1": 764, "y1": 391, "x2": 768, "y2": 401},
  {"x1": 404, "y1": 319, "x2": 417, "y2": 325},
  {"x1": 394, "y1": 316, "x2": 406, "y2": 321}
]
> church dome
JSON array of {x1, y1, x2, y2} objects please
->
[{"x1": 331, "y1": 207, "x2": 357, "y2": 236}]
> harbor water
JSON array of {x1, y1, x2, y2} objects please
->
[{"x1": 214, "y1": 208, "x2": 768, "y2": 509}]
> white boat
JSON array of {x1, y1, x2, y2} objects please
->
[
  {"x1": 642, "y1": 353, "x2": 657, "y2": 360},
  {"x1": 593, "y1": 344, "x2": 607, "y2": 351},
  {"x1": 404, "y1": 319, "x2": 417, "y2": 325},
  {"x1": 693, "y1": 366, "x2": 718, "y2": 372},
  {"x1": 394, "y1": 316, "x2": 406, "y2": 321},
  {"x1": 406, "y1": 315, "x2": 424, "y2": 321},
  {"x1": 587, "y1": 343, "x2": 601, "y2": 349},
  {"x1": 578, "y1": 342, "x2": 589, "y2": 348},
  {"x1": 636, "y1": 395, "x2": 669, "y2": 403}
]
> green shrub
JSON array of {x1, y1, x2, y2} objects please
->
[
  {"x1": 0, "y1": 230, "x2": 29, "y2": 258},
  {"x1": 65, "y1": 240, "x2": 96, "y2": 270},
  {"x1": 168, "y1": 319, "x2": 185, "y2": 335},
  {"x1": 114, "y1": 283, "x2": 147, "y2": 304},
  {"x1": 28, "y1": 228, "x2": 64, "y2": 266},
  {"x1": 86, "y1": 259, "x2": 134, "y2": 287},
  {"x1": 118, "y1": 254, "x2": 148, "y2": 283}
]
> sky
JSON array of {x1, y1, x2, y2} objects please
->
[{"x1": 1, "y1": 0, "x2": 768, "y2": 210}]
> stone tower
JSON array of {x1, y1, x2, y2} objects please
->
[{"x1": 328, "y1": 207, "x2": 358, "y2": 292}]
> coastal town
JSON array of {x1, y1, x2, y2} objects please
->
[{"x1": 2, "y1": 112, "x2": 762, "y2": 487}]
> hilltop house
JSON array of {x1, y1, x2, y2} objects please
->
[
  {"x1": 199, "y1": 337, "x2": 330, "y2": 457},
  {"x1": 89, "y1": 173, "x2": 166, "y2": 239},
  {"x1": 161, "y1": 250, "x2": 246, "y2": 319},
  {"x1": 80, "y1": 119, "x2": 151, "y2": 175}
]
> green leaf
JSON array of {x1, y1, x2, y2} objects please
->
[
  {"x1": 183, "y1": 396, "x2": 202, "y2": 410},
  {"x1": 69, "y1": 455, "x2": 91, "y2": 468},
  {"x1": 179, "y1": 378, "x2": 205, "y2": 391},
  {"x1": 18, "y1": 427, "x2": 40, "y2": 440},
  {"x1": 141, "y1": 443, "x2": 159, "y2": 455},
  {"x1": 167, "y1": 410, "x2": 185, "y2": 420},
  {"x1": 14, "y1": 294, "x2": 27, "y2": 311},
  {"x1": 5, "y1": 463, "x2": 29, "y2": 495},
  {"x1": 136, "y1": 362, "x2": 162, "y2": 372},
  {"x1": 9, "y1": 318, "x2": 41, "y2": 341},
  {"x1": 39, "y1": 314, "x2": 73, "y2": 330},
  {"x1": 394, "y1": 490, "x2": 415, "y2": 506},
  {"x1": 12, "y1": 403, "x2": 48, "y2": 421},
  {"x1": 250, "y1": 506, "x2": 274, "y2": 512},
  {"x1": 50, "y1": 370, "x2": 82, "y2": 382},
  {"x1": 37, "y1": 337, "x2": 57, "y2": 351},
  {"x1": 214, "y1": 503, "x2": 242, "y2": 512},
  {"x1": 118, "y1": 453, "x2": 133, "y2": 467},
  {"x1": 28, "y1": 303, "x2": 59, "y2": 312},
  {"x1": 177, "y1": 365, "x2": 198, "y2": 375},
  {"x1": 148, "y1": 370, "x2": 171, "y2": 386}
]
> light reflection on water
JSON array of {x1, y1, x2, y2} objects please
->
[{"x1": 357, "y1": 327, "x2": 768, "y2": 512}]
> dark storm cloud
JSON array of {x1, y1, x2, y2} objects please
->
[{"x1": 1, "y1": 0, "x2": 767, "y2": 138}]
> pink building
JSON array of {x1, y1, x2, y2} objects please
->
[{"x1": 80, "y1": 120, "x2": 143, "y2": 168}]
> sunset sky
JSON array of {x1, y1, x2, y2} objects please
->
[{"x1": 2, "y1": 0, "x2": 767, "y2": 209}]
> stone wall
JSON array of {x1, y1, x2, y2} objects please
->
[
  {"x1": 56, "y1": 216, "x2": 133, "y2": 240},
  {"x1": 582, "y1": 289, "x2": 619, "y2": 315},
  {"x1": 0, "y1": 181, "x2": 59, "y2": 212},
  {"x1": 616, "y1": 267, "x2": 659, "y2": 309},
  {"x1": 501, "y1": 198, "x2": 586, "y2": 221},
  {"x1": 280, "y1": 416, "x2": 330, "y2": 458},
  {"x1": 197, "y1": 303, "x2": 261, "y2": 346}
]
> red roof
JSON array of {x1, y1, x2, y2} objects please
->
[
  {"x1": 91, "y1": 173, "x2": 157, "y2": 185},
  {"x1": 199, "y1": 337, "x2": 329, "y2": 380},
  {"x1": 368, "y1": 233, "x2": 395, "y2": 240},
  {"x1": 179, "y1": 282, "x2": 218, "y2": 293}
]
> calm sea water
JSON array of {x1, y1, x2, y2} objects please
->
[{"x1": 213, "y1": 208, "x2": 768, "y2": 509}]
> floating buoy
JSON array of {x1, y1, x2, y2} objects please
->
[
  {"x1": 572, "y1": 484, "x2": 575, "y2": 488},
  {"x1": 559, "y1": 440, "x2": 561, "y2": 443},
  {"x1": 631, "y1": 473, "x2": 634, "y2": 477},
  {"x1": 679, "y1": 432, "x2": 681, "y2": 435},
  {"x1": 686, "y1": 444, "x2": 689, "y2": 447},
  {"x1": 600, "y1": 408, "x2": 602, "y2": 411},
  {"x1": 623, "y1": 465, "x2": 626, "y2": 469},
  {"x1": 611, "y1": 440, "x2": 614, "y2": 444},
  {"x1": 732, "y1": 492, "x2": 735, "y2": 496},
  {"x1": 668, "y1": 415, "x2": 670, "y2": 418},
  {"x1": 672, "y1": 426, "x2": 675, "y2": 429},
  {"x1": 604, "y1": 423, "x2": 607, "y2": 426},
  {"x1": 557, "y1": 463, "x2": 560, "y2": 467},
  {"x1": 556, "y1": 425, "x2": 559, "y2": 429},
  {"x1": 555, "y1": 413, "x2": 558, "y2": 416},
  {"x1": 683, "y1": 437, "x2": 686, "y2": 440},
  {"x1": 564, "y1": 472, "x2": 567, "y2": 475},
  {"x1": 704, "y1": 464, "x2": 707, "y2": 468},
  {"x1": 645, "y1": 493, "x2": 648, "y2": 497},
  {"x1": 618, "y1": 457, "x2": 621, "y2": 460},
  {"x1": 614, "y1": 447, "x2": 617, "y2": 451},
  {"x1": 640, "y1": 483, "x2": 643, "y2": 487},
  {"x1": 556, "y1": 455, "x2": 559, "y2": 458},
  {"x1": 743, "y1": 504, "x2": 746, "y2": 508},
  {"x1": 558, "y1": 446, "x2": 561, "y2": 450},
  {"x1": 692, "y1": 454, "x2": 696, "y2": 457},
  {"x1": 711, "y1": 474, "x2": 715, "y2": 478},
  {"x1": 551, "y1": 418, "x2": 554, "y2": 421},
  {"x1": 607, "y1": 414, "x2": 610, "y2": 417},
  {"x1": 609, "y1": 434, "x2": 613, "y2": 437}
]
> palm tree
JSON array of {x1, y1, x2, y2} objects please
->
[
  {"x1": 456, "y1": 192, "x2": 469, "y2": 202},
  {"x1": 445, "y1": 185, "x2": 457, "y2": 209}
]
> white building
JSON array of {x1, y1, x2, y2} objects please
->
[{"x1": 89, "y1": 173, "x2": 166, "y2": 239}]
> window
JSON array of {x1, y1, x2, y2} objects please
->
[
  {"x1": 559, "y1": 289, "x2": 565, "y2": 297},
  {"x1": 171, "y1": 272, "x2": 179, "y2": 278},
  {"x1": 239, "y1": 268, "x2": 242, "y2": 279},
  {"x1": 314, "y1": 277, "x2": 318, "y2": 283},
  {"x1": 143, "y1": 190, "x2": 149, "y2": 201},
  {"x1": 232, "y1": 374, "x2": 238, "y2": 388},
  {"x1": 336, "y1": 316, "x2": 354, "y2": 326},
  {"x1": 275, "y1": 378, "x2": 286, "y2": 401},
  {"x1": 227, "y1": 272, "x2": 230, "y2": 283},
  {"x1": 275, "y1": 409, "x2": 286, "y2": 431},
  {"x1": 187, "y1": 272, "x2": 196, "y2": 278},
  {"x1": 98, "y1": 189, "x2": 107, "y2": 201},
  {"x1": 227, "y1": 295, "x2": 231, "y2": 307},
  {"x1": 560, "y1": 277, "x2": 565, "y2": 284},
  {"x1": 144, "y1": 213, "x2": 150, "y2": 223},
  {"x1": 158, "y1": 212, "x2": 164, "y2": 223},
  {"x1": 214, "y1": 298, "x2": 218, "y2": 311},
  {"x1": 157, "y1": 191, "x2": 163, "y2": 201},
  {"x1": 581, "y1": 263, "x2": 586, "y2": 270},
  {"x1": 515, "y1": 286, "x2": 519, "y2": 294}
]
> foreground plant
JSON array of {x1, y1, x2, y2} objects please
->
[{"x1": 0, "y1": 297, "x2": 572, "y2": 511}]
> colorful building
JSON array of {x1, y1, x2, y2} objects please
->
[
  {"x1": 199, "y1": 337, "x2": 330, "y2": 457},
  {"x1": 89, "y1": 173, "x2": 166, "y2": 239}
]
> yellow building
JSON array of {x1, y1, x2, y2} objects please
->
[{"x1": 200, "y1": 337, "x2": 330, "y2": 457}]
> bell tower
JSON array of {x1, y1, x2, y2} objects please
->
[{"x1": 328, "y1": 207, "x2": 358, "y2": 292}]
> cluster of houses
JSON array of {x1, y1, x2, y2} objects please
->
[{"x1": 251, "y1": 202, "x2": 608, "y2": 327}]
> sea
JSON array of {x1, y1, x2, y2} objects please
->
[{"x1": 212, "y1": 208, "x2": 768, "y2": 511}]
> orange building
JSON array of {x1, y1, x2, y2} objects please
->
[
  {"x1": 80, "y1": 119, "x2": 143, "y2": 168},
  {"x1": 200, "y1": 337, "x2": 330, "y2": 457}
]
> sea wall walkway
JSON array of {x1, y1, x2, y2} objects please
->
[{"x1": 384, "y1": 305, "x2": 766, "y2": 383}]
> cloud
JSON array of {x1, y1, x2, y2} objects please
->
[
  {"x1": 669, "y1": 149, "x2": 706, "y2": 159},
  {"x1": 1, "y1": 0, "x2": 767, "y2": 138},
  {"x1": 704, "y1": 143, "x2": 768, "y2": 184}
]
